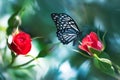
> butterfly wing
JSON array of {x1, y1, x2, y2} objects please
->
[
  {"x1": 57, "y1": 28, "x2": 78, "y2": 44},
  {"x1": 51, "y1": 13, "x2": 81, "y2": 44}
]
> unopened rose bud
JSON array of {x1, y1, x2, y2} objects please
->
[{"x1": 78, "y1": 32, "x2": 103, "y2": 56}]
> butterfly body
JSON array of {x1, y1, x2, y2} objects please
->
[{"x1": 51, "y1": 13, "x2": 81, "y2": 45}]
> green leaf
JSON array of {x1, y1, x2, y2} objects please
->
[
  {"x1": 93, "y1": 56, "x2": 116, "y2": 77},
  {"x1": 9, "y1": 68, "x2": 34, "y2": 80},
  {"x1": 6, "y1": 27, "x2": 14, "y2": 36},
  {"x1": 24, "y1": 65, "x2": 35, "y2": 69},
  {"x1": 37, "y1": 44, "x2": 56, "y2": 58},
  {"x1": 99, "y1": 58, "x2": 112, "y2": 65},
  {"x1": 99, "y1": 52, "x2": 110, "y2": 59}
]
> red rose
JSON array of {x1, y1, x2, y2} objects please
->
[
  {"x1": 8, "y1": 31, "x2": 32, "y2": 55},
  {"x1": 78, "y1": 32, "x2": 103, "y2": 56}
]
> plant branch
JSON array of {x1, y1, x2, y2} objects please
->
[
  {"x1": 11, "y1": 58, "x2": 36, "y2": 69},
  {"x1": 72, "y1": 49, "x2": 92, "y2": 58},
  {"x1": 6, "y1": 52, "x2": 17, "y2": 68}
]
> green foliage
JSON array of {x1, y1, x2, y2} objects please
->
[
  {"x1": 7, "y1": 68, "x2": 35, "y2": 80},
  {"x1": 9, "y1": 52, "x2": 17, "y2": 67},
  {"x1": 24, "y1": 65, "x2": 35, "y2": 69},
  {"x1": 89, "y1": 47, "x2": 102, "y2": 55},
  {"x1": 99, "y1": 52, "x2": 110, "y2": 59},
  {"x1": 7, "y1": 11, "x2": 21, "y2": 35},
  {"x1": 93, "y1": 54, "x2": 116, "y2": 78},
  {"x1": 8, "y1": 11, "x2": 21, "y2": 28},
  {"x1": 37, "y1": 44, "x2": 56, "y2": 58},
  {"x1": 102, "y1": 32, "x2": 107, "y2": 51}
]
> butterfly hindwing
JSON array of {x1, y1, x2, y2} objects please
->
[
  {"x1": 51, "y1": 13, "x2": 81, "y2": 44},
  {"x1": 57, "y1": 29, "x2": 77, "y2": 44}
]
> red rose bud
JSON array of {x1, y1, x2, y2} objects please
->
[
  {"x1": 78, "y1": 32, "x2": 103, "y2": 56},
  {"x1": 8, "y1": 31, "x2": 32, "y2": 55}
]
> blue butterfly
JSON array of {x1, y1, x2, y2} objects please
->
[{"x1": 51, "y1": 13, "x2": 81, "y2": 45}]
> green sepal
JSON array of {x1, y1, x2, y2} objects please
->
[
  {"x1": 11, "y1": 52, "x2": 16, "y2": 60},
  {"x1": 8, "y1": 11, "x2": 21, "y2": 28},
  {"x1": 102, "y1": 32, "x2": 107, "y2": 51},
  {"x1": 7, "y1": 8, "x2": 24, "y2": 35},
  {"x1": 88, "y1": 47, "x2": 102, "y2": 56}
]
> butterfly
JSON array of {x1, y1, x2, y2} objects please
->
[{"x1": 51, "y1": 13, "x2": 81, "y2": 45}]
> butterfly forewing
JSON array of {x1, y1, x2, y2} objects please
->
[{"x1": 51, "y1": 13, "x2": 81, "y2": 44}]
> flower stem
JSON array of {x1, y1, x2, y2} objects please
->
[
  {"x1": 72, "y1": 49, "x2": 92, "y2": 58},
  {"x1": 11, "y1": 58, "x2": 36, "y2": 69},
  {"x1": 93, "y1": 54, "x2": 99, "y2": 59},
  {"x1": 2, "y1": 45, "x2": 7, "y2": 63},
  {"x1": 6, "y1": 52, "x2": 17, "y2": 68},
  {"x1": 3, "y1": 52, "x2": 18, "y2": 71}
]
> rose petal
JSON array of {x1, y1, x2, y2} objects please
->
[
  {"x1": 89, "y1": 32, "x2": 99, "y2": 42},
  {"x1": 97, "y1": 41, "x2": 103, "y2": 50},
  {"x1": 78, "y1": 44, "x2": 92, "y2": 55},
  {"x1": 79, "y1": 45, "x2": 88, "y2": 52},
  {"x1": 9, "y1": 31, "x2": 32, "y2": 55},
  {"x1": 82, "y1": 35, "x2": 92, "y2": 44},
  {"x1": 78, "y1": 32, "x2": 103, "y2": 56}
]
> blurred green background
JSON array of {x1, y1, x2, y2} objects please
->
[{"x1": 0, "y1": 0, "x2": 120, "y2": 80}]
